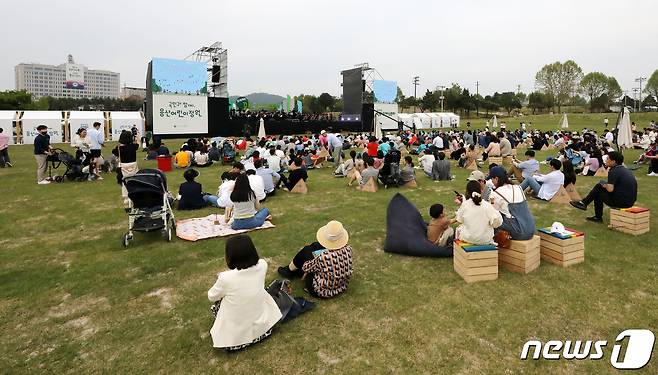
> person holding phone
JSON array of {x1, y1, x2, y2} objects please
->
[{"x1": 277, "y1": 221, "x2": 353, "y2": 298}]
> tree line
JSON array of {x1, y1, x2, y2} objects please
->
[{"x1": 0, "y1": 90, "x2": 144, "y2": 111}]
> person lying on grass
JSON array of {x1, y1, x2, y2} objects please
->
[
  {"x1": 454, "y1": 180, "x2": 503, "y2": 245},
  {"x1": 278, "y1": 221, "x2": 353, "y2": 298},
  {"x1": 177, "y1": 169, "x2": 219, "y2": 210},
  {"x1": 227, "y1": 174, "x2": 272, "y2": 230},
  {"x1": 207, "y1": 235, "x2": 282, "y2": 351}
]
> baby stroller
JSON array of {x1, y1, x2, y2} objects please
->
[
  {"x1": 222, "y1": 141, "x2": 236, "y2": 165},
  {"x1": 47, "y1": 148, "x2": 86, "y2": 182},
  {"x1": 122, "y1": 169, "x2": 175, "y2": 247}
]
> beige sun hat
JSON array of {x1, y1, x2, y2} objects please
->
[{"x1": 316, "y1": 221, "x2": 349, "y2": 250}]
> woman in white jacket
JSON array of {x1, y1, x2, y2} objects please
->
[
  {"x1": 455, "y1": 180, "x2": 503, "y2": 245},
  {"x1": 207, "y1": 235, "x2": 282, "y2": 351}
]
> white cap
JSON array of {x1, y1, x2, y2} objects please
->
[{"x1": 550, "y1": 222, "x2": 569, "y2": 235}]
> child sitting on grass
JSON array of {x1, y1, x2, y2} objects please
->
[{"x1": 427, "y1": 204, "x2": 455, "y2": 247}]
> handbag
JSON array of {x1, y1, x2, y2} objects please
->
[{"x1": 494, "y1": 229, "x2": 512, "y2": 248}]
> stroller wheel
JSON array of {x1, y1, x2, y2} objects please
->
[
  {"x1": 122, "y1": 233, "x2": 131, "y2": 247},
  {"x1": 163, "y1": 227, "x2": 173, "y2": 242}
]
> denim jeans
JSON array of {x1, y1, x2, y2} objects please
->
[
  {"x1": 520, "y1": 176, "x2": 541, "y2": 195},
  {"x1": 203, "y1": 194, "x2": 220, "y2": 208},
  {"x1": 232, "y1": 208, "x2": 270, "y2": 230}
]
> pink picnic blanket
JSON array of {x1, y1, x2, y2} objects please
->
[{"x1": 175, "y1": 214, "x2": 275, "y2": 241}]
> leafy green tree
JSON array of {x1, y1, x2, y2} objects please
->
[
  {"x1": 535, "y1": 60, "x2": 583, "y2": 112},
  {"x1": 0, "y1": 90, "x2": 33, "y2": 110},
  {"x1": 642, "y1": 94, "x2": 657, "y2": 110},
  {"x1": 396, "y1": 87, "x2": 404, "y2": 103},
  {"x1": 317, "y1": 93, "x2": 335, "y2": 112},
  {"x1": 420, "y1": 90, "x2": 439, "y2": 112},
  {"x1": 643, "y1": 69, "x2": 658, "y2": 98},
  {"x1": 606, "y1": 76, "x2": 622, "y2": 105},
  {"x1": 580, "y1": 72, "x2": 608, "y2": 112},
  {"x1": 493, "y1": 92, "x2": 521, "y2": 115}
]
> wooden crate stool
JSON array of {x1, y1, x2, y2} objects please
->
[
  {"x1": 453, "y1": 241, "x2": 498, "y2": 283},
  {"x1": 609, "y1": 207, "x2": 650, "y2": 236},
  {"x1": 594, "y1": 167, "x2": 608, "y2": 177},
  {"x1": 549, "y1": 185, "x2": 571, "y2": 204},
  {"x1": 359, "y1": 177, "x2": 378, "y2": 192},
  {"x1": 498, "y1": 235, "x2": 540, "y2": 274},
  {"x1": 290, "y1": 179, "x2": 308, "y2": 194},
  {"x1": 503, "y1": 156, "x2": 514, "y2": 166},
  {"x1": 537, "y1": 227, "x2": 585, "y2": 267},
  {"x1": 402, "y1": 179, "x2": 417, "y2": 188},
  {"x1": 488, "y1": 156, "x2": 503, "y2": 166}
]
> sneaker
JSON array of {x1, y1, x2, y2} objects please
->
[
  {"x1": 586, "y1": 216, "x2": 603, "y2": 223},
  {"x1": 570, "y1": 201, "x2": 587, "y2": 210},
  {"x1": 647, "y1": 172, "x2": 658, "y2": 176},
  {"x1": 37, "y1": 180, "x2": 50, "y2": 185},
  {"x1": 5, "y1": 162, "x2": 12, "y2": 167}
]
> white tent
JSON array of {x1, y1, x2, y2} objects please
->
[
  {"x1": 616, "y1": 107, "x2": 633, "y2": 149},
  {"x1": 110, "y1": 112, "x2": 144, "y2": 141},
  {"x1": 397, "y1": 113, "x2": 414, "y2": 129},
  {"x1": 411, "y1": 113, "x2": 432, "y2": 128},
  {"x1": 69, "y1": 111, "x2": 105, "y2": 140},
  {"x1": 560, "y1": 113, "x2": 569, "y2": 129},
  {"x1": 491, "y1": 115, "x2": 498, "y2": 128},
  {"x1": 21, "y1": 111, "x2": 64, "y2": 144},
  {"x1": 427, "y1": 112, "x2": 460, "y2": 128},
  {"x1": 0, "y1": 110, "x2": 17, "y2": 145},
  {"x1": 258, "y1": 117, "x2": 266, "y2": 139}
]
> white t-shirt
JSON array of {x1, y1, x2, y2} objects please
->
[
  {"x1": 456, "y1": 199, "x2": 503, "y2": 245},
  {"x1": 265, "y1": 154, "x2": 281, "y2": 171},
  {"x1": 490, "y1": 184, "x2": 526, "y2": 218},
  {"x1": 419, "y1": 154, "x2": 436, "y2": 174},
  {"x1": 216, "y1": 180, "x2": 235, "y2": 208},
  {"x1": 535, "y1": 170, "x2": 565, "y2": 200},
  {"x1": 605, "y1": 132, "x2": 614, "y2": 143},
  {"x1": 248, "y1": 174, "x2": 266, "y2": 201},
  {"x1": 432, "y1": 136, "x2": 444, "y2": 149}
]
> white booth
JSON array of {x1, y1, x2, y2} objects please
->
[
  {"x1": 21, "y1": 111, "x2": 64, "y2": 144},
  {"x1": 69, "y1": 111, "x2": 105, "y2": 138},
  {"x1": 397, "y1": 113, "x2": 414, "y2": 129},
  {"x1": 374, "y1": 103, "x2": 400, "y2": 130},
  {"x1": 110, "y1": 112, "x2": 144, "y2": 141},
  {"x1": 0, "y1": 110, "x2": 17, "y2": 144}
]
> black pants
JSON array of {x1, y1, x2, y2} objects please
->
[
  {"x1": 649, "y1": 159, "x2": 658, "y2": 174},
  {"x1": 0, "y1": 148, "x2": 9, "y2": 167},
  {"x1": 582, "y1": 184, "x2": 632, "y2": 218},
  {"x1": 291, "y1": 244, "x2": 322, "y2": 298}
]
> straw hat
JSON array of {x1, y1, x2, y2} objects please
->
[{"x1": 316, "y1": 221, "x2": 349, "y2": 250}]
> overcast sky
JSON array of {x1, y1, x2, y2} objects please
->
[{"x1": 2, "y1": 0, "x2": 657, "y2": 98}]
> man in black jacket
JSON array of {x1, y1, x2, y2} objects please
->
[
  {"x1": 34, "y1": 125, "x2": 51, "y2": 184},
  {"x1": 570, "y1": 151, "x2": 637, "y2": 222}
]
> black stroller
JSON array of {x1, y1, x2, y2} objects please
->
[
  {"x1": 47, "y1": 148, "x2": 86, "y2": 182},
  {"x1": 122, "y1": 169, "x2": 175, "y2": 247}
]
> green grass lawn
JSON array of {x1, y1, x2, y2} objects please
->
[{"x1": 0, "y1": 114, "x2": 657, "y2": 374}]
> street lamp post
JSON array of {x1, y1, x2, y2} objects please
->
[
  {"x1": 635, "y1": 77, "x2": 646, "y2": 112},
  {"x1": 436, "y1": 85, "x2": 445, "y2": 112}
]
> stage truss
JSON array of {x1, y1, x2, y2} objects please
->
[{"x1": 186, "y1": 42, "x2": 228, "y2": 98}]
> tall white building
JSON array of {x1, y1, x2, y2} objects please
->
[{"x1": 15, "y1": 55, "x2": 120, "y2": 99}]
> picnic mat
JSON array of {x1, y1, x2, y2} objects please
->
[{"x1": 176, "y1": 214, "x2": 275, "y2": 241}]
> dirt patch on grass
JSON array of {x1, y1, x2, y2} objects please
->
[
  {"x1": 147, "y1": 288, "x2": 175, "y2": 311},
  {"x1": 63, "y1": 316, "x2": 97, "y2": 339},
  {"x1": 47, "y1": 294, "x2": 110, "y2": 319}
]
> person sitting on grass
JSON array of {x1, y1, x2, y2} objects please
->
[
  {"x1": 400, "y1": 155, "x2": 417, "y2": 185},
  {"x1": 207, "y1": 142, "x2": 221, "y2": 162},
  {"x1": 519, "y1": 159, "x2": 564, "y2": 201},
  {"x1": 215, "y1": 172, "x2": 238, "y2": 209},
  {"x1": 254, "y1": 159, "x2": 279, "y2": 198},
  {"x1": 228, "y1": 174, "x2": 271, "y2": 230},
  {"x1": 418, "y1": 149, "x2": 435, "y2": 177},
  {"x1": 277, "y1": 221, "x2": 353, "y2": 298},
  {"x1": 177, "y1": 169, "x2": 219, "y2": 210},
  {"x1": 207, "y1": 235, "x2": 282, "y2": 351},
  {"x1": 562, "y1": 160, "x2": 577, "y2": 187},
  {"x1": 357, "y1": 156, "x2": 379, "y2": 189},
  {"x1": 509, "y1": 149, "x2": 539, "y2": 182},
  {"x1": 570, "y1": 151, "x2": 637, "y2": 223},
  {"x1": 488, "y1": 166, "x2": 536, "y2": 240},
  {"x1": 334, "y1": 150, "x2": 356, "y2": 177},
  {"x1": 454, "y1": 180, "x2": 503, "y2": 245},
  {"x1": 174, "y1": 146, "x2": 191, "y2": 168},
  {"x1": 278, "y1": 157, "x2": 308, "y2": 191},
  {"x1": 431, "y1": 152, "x2": 452, "y2": 181},
  {"x1": 245, "y1": 169, "x2": 266, "y2": 202},
  {"x1": 427, "y1": 204, "x2": 455, "y2": 246},
  {"x1": 193, "y1": 149, "x2": 213, "y2": 167}
]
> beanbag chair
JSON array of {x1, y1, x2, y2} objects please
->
[{"x1": 383, "y1": 193, "x2": 453, "y2": 257}]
